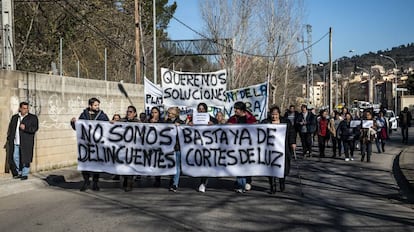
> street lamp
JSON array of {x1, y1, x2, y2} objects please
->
[{"x1": 380, "y1": 54, "x2": 398, "y2": 113}]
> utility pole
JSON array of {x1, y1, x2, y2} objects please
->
[
  {"x1": 329, "y1": 27, "x2": 333, "y2": 113},
  {"x1": 134, "y1": 0, "x2": 141, "y2": 84},
  {"x1": 153, "y1": 0, "x2": 157, "y2": 84},
  {"x1": 303, "y1": 24, "x2": 313, "y2": 105},
  {"x1": 1, "y1": 0, "x2": 15, "y2": 70}
]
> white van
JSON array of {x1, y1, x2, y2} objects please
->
[{"x1": 385, "y1": 110, "x2": 398, "y2": 131}]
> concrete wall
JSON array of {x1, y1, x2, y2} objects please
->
[
  {"x1": 0, "y1": 70, "x2": 144, "y2": 173},
  {"x1": 401, "y1": 95, "x2": 414, "y2": 109}
]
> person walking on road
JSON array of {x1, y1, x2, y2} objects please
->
[
  {"x1": 296, "y1": 104, "x2": 317, "y2": 157},
  {"x1": 71, "y1": 97, "x2": 109, "y2": 191},
  {"x1": 337, "y1": 112, "x2": 358, "y2": 161},
  {"x1": 148, "y1": 106, "x2": 164, "y2": 188},
  {"x1": 189, "y1": 103, "x2": 218, "y2": 193},
  {"x1": 317, "y1": 109, "x2": 330, "y2": 158},
  {"x1": 165, "y1": 107, "x2": 185, "y2": 192},
  {"x1": 262, "y1": 105, "x2": 294, "y2": 194},
  {"x1": 376, "y1": 111, "x2": 388, "y2": 153},
  {"x1": 284, "y1": 105, "x2": 299, "y2": 159},
  {"x1": 399, "y1": 107, "x2": 412, "y2": 144},
  {"x1": 228, "y1": 101, "x2": 257, "y2": 193},
  {"x1": 329, "y1": 111, "x2": 342, "y2": 158},
  {"x1": 360, "y1": 110, "x2": 376, "y2": 162},
  {"x1": 6, "y1": 102, "x2": 39, "y2": 180},
  {"x1": 119, "y1": 105, "x2": 140, "y2": 192}
]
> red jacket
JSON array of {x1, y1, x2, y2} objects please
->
[{"x1": 227, "y1": 111, "x2": 257, "y2": 124}]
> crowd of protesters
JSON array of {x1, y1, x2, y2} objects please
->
[
  {"x1": 59, "y1": 98, "x2": 410, "y2": 194},
  {"x1": 5, "y1": 78, "x2": 412, "y2": 197}
]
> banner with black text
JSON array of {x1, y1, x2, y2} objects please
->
[
  {"x1": 177, "y1": 124, "x2": 286, "y2": 177},
  {"x1": 144, "y1": 77, "x2": 163, "y2": 113},
  {"x1": 161, "y1": 68, "x2": 227, "y2": 107},
  {"x1": 222, "y1": 82, "x2": 268, "y2": 121},
  {"x1": 75, "y1": 120, "x2": 177, "y2": 175}
]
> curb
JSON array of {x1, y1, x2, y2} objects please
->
[{"x1": 393, "y1": 149, "x2": 414, "y2": 203}]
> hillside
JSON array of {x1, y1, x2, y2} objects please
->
[{"x1": 315, "y1": 43, "x2": 414, "y2": 80}]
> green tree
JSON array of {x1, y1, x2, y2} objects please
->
[{"x1": 14, "y1": 0, "x2": 177, "y2": 83}]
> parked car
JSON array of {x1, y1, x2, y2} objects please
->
[{"x1": 385, "y1": 110, "x2": 398, "y2": 132}]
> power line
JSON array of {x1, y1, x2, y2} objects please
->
[
  {"x1": 164, "y1": 8, "x2": 329, "y2": 59},
  {"x1": 54, "y1": 0, "x2": 135, "y2": 59}
]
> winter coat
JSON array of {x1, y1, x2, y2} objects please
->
[
  {"x1": 337, "y1": 120, "x2": 358, "y2": 141},
  {"x1": 227, "y1": 111, "x2": 257, "y2": 124},
  {"x1": 71, "y1": 108, "x2": 109, "y2": 130},
  {"x1": 165, "y1": 117, "x2": 185, "y2": 151},
  {"x1": 296, "y1": 112, "x2": 317, "y2": 134},
  {"x1": 399, "y1": 110, "x2": 412, "y2": 127},
  {"x1": 6, "y1": 113, "x2": 39, "y2": 165},
  {"x1": 260, "y1": 117, "x2": 291, "y2": 176}
]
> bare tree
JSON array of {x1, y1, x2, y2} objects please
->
[{"x1": 200, "y1": 0, "x2": 304, "y2": 108}]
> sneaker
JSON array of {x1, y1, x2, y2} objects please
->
[
  {"x1": 245, "y1": 183, "x2": 251, "y2": 191},
  {"x1": 350, "y1": 158, "x2": 354, "y2": 161},
  {"x1": 198, "y1": 184, "x2": 206, "y2": 193},
  {"x1": 169, "y1": 185, "x2": 178, "y2": 192},
  {"x1": 20, "y1": 176, "x2": 28, "y2": 180},
  {"x1": 345, "y1": 158, "x2": 350, "y2": 161},
  {"x1": 235, "y1": 189, "x2": 244, "y2": 193}
]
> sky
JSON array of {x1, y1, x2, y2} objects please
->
[{"x1": 166, "y1": 0, "x2": 414, "y2": 65}]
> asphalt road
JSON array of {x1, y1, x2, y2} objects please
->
[{"x1": 0, "y1": 139, "x2": 413, "y2": 231}]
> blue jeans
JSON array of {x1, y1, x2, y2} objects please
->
[
  {"x1": 13, "y1": 144, "x2": 30, "y2": 176},
  {"x1": 13, "y1": 144, "x2": 21, "y2": 175},
  {"x1": 172, "y1": 151, "x2": 181, "y2": 186},
  {"x1": 236, "y1": 177, "x2": 246, "y2": 190}
]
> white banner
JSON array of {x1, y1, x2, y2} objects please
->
[
  {"x1": 75, "y1": 120, "x2": 177, "y2": 175},
  {"x1": 220, "y1": 82, "x2": 268, "y2": 121},
  {"x1": 144, "y1": 77, "x2": 163, "y2": 113},
  {"x1": 161, "y1": 68, "x2": 227, "y2": 107},
  {"x1": 178, "y1": 124, "x2": 286, "y2": 177}
]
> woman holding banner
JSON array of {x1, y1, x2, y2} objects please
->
[
  {"x1": 188, "y1": 103, "x2": 218, "y2": 193},
  {"x1": 148, "y1": 106, "x2": 164, "y2": 187},
  {"x1": 228, "y1": 101, "x2": 257, "y2": 193},
  {"x1": 119, "y1": 105, "x2": 140, "y2": 192},
  {"x1": 165, "y1": 107, "x2": 185, "y2": 192},
  {"x1": 262, "y1": 105, "x2": 294, "y2": 194}
]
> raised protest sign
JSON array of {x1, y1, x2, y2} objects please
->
[
  {"x1": 161, "y1": 68, "x2": 227, "y2": 107},
  {"x1": 75, "y1": 120, "x2": 177, "y2": 175},
  {"x1": 192, "y1": 111, "x2": 210, "y2": 125},
  {"x1": 177, "y1": 124, "x2": 286, "y2": 177},
  {"x1": 144, "y1": 77, "x2": 163, "y2": 113},
  {"x1": 222, "y1": 82, "x2": 268, "y2": 121}
]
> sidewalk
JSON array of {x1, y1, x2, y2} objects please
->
[
  {"x1": 395, "y1": 139, "x2": 414, "y2": 203},
  {"x1": 0, "y1": 166, "x2": 80, "y2": 198}
]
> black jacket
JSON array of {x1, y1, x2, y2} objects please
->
[
  {"x1": 6, "y1": 113, "x2": 39, "y2": 165},
  {"x1": 296, "y1": 112, "x2": 317, "y2": 134}
]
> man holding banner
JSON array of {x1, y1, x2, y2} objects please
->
[
  {"x1": 227, "y1": 101, "x2": 257, "y2": 193},
  {"x1": 71, "y1": 97, "x2": 109, "y2": 191}
]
